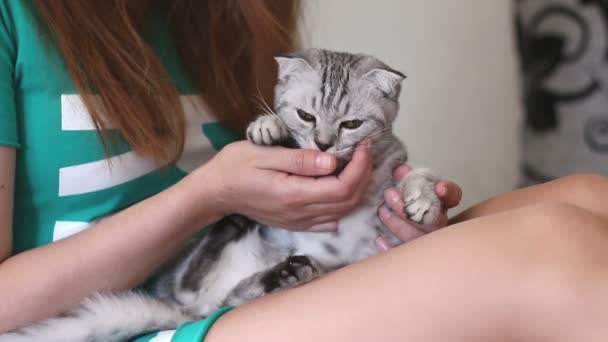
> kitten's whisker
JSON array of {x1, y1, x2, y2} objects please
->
[
  {"x1": 333, "y1": 128, "x2": 392, "y2": 155},
  {"x1": 268, "y1": 112, "x2": 296, "y2": 136},
  {"x1": 334, "y1": 138, "x2": 397, "y2": 156},
  {"x1": 252, "y1": 83, "x2": 278, "y2": 116},
  {"x1": 253, "y1": 95, "x2": 277, "y2": 117},
  {"x1": 270, "y1": 112, "x2": 289, "y2": 127},
  {"x1": 251, "y1": 88, "x2": 297, "y2": 135},
  {"x1": 363, "y1": 127, "x2": 390, "y2": 141}
]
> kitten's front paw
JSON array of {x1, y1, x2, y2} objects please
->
[
  {"x1": 398, "y1": 168, "x2": 441, "y2": 226},
  {"x1": 262, "y1": 256, "x2": 319, "y2": 293},
  {"x1": 246, "y1": 115, "x2": 289, "y2": 146}
]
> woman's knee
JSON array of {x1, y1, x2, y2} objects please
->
[
  {"x1": 412, "y1": 202, "x2": 605, "y2": 283},
  {"x1": 554, "y1": 173, "x2": 608, "y2": 191},
  {"x1": 510, "y1": 202, "x2": 608, "y2": 263},
  {"x1": 509, "y1": 202, "x2": 608, "y2": 329},
  {"x1": 547, "y1": 174, "x2": 608, "y2": 213},
  {"x1": 444, "y1": 202, "x2": 608, "y2": 279},
  {"x1": 385, "y1": 203, "x2": 608, "y2": 339},
  {"x1": 518, "y1": 201, "x2": 604, "y2": 233},
  {"x1": 455, "y1": 203, "x2": 608, "y2": 326}
]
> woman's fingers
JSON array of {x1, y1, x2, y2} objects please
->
[
  {"x1": 392, "y1": 164, "x2": 412, "y2": 181},
  {"x1": 383, "y1": 188, "x2": 408, "y2": 220},
  {"x1": 436, "y1": 181, "x2": 462, "y2": 209},
  {"x1": 378, "y1": 206, "x2": 425, "y2": 243},
  {"x1": 337, "y1": 141, "x2": 372, "y2": 187},
  {"x1": 301, "y1": 172, "x2": 374, "y2": 221},
  {"x1": 256, "y1": 145, "x2": 337, "y2": 177},
  {"x1": 294, "y1": 141, "x2": 373, "y2": 204},
  {"x1": 243, "y1": 141, "x2": 375, "y2": 229},
  {"x1": 383, "y1": 187, "x2": 449, "y2": 234},
  {"x1": 392, "y1": 163, "x2": 463, "y2": 209}
]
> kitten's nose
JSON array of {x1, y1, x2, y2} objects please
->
[{"x1": 314, "y1": 139, "x2": 333, "y2": 152}]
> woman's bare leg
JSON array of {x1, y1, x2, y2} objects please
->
[
  {"x1": 205, "y1": 202, "x2": 608, "y2": 342},
  {"x1": 453, "y1": 174, "x2": 608, "y2": 222}
]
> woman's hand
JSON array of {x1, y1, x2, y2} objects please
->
[
  {"x1": 193, "y1": 140, "x2": 372, "y2": 232},
  {"x1": 377, "y1": 165, "x2": 462, "y2": 250}
]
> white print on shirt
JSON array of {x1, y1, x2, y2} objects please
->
[
  {"x1": 53, "y1": 95, "x2": 217, "y2": 241},
  {"x1": 52, "y1": 221, "x2": 92, "y2": 241},
  {"x1": 150, "y1": 330, "x2": 176, "y2": 342}
]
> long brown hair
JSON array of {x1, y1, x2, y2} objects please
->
[{"x1": 34, "y1": 0, "x2": 300, "y2": 165}]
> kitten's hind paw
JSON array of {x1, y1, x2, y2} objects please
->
[
  {"x1": 246, "y1": 115, "x2": 289, "y2": 146},
  {"x1": 262, "y1": 256, "x2": 320, "y2": 293}
]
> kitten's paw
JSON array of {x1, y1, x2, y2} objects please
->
[
  {"x1": 262, "y1": 256, "x2": 319, "y2": 293},
  {"x1": 399, "y1": 168, "x2": 441, "y2": 226},
  {"x1": 246, "y1": 115, "x2": 289, "y2": 146}
]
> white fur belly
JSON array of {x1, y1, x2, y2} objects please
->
[{"x1": 291, "y1": 206, "x2": 380, "y2": 268}]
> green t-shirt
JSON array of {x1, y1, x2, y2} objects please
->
[{"x1": 0, "y1": 2, "x2": 238, "y2": 340}]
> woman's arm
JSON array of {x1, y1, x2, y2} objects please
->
[
  {"x1": 0, "y1": 148, "x2": 223, "y2": 331},
  {"x1": 0, "y1": 141, "x2": 372, "y2": 332}
]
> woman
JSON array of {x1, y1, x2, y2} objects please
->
[{"x1": 0, "y1": 1, "x2": 607, "y2": 341}]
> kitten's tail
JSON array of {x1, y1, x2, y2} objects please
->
[{"x1": 0, "y1": 292, "x2": 197, "y2": 342}]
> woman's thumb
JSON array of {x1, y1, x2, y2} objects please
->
[{"x1": 256, "y1": 147, "x2": 337, "y2": 176}]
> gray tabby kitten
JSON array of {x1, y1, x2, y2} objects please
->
[{"x1": 0, "y1": 49, "x2": 441, "y2": 342}]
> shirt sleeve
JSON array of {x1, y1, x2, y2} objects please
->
[{"x1": 0, "y1": 0, "x2": 18, "y2": 148}]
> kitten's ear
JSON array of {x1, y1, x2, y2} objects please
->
[
  {"x1": 363, "y1": 68, "x2": 406, "y2": 98},
  {"x1": 274, "y1": 55, "x2": 313, "y2": 80}
]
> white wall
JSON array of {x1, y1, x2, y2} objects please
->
[{"x1": 302, "y1": 0, "x2": 524, "y2": 212}]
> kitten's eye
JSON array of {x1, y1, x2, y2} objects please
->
[
  {"x1": 297, "y1": 109, "x2": 316, "y2": 123},
  {"x1": 340, "y1": 120, "x2": 364, "y2": 129}
]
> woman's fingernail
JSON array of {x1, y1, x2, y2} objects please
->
[
  {"x1": 376, "y1": 237, "x2": 391, "y2": 252},
  {"x1": 316, "y1": 154, "x2": 333, "y2": 171},
  {"x1": 437, "y1": 183, "x2": 447, "y2": 197},
  {"x1": 387, "y1": 189, "x2": 401, "y2": 204},
  {"x1": 379, "y1": 206, "x2": 392, "y2": 220}
]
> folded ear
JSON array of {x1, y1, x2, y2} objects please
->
[
  {"x1": 363, "y1": 68, "x2": 406, "y2": 98},
  {"x1": 274, "y1": 56, "x2": 314, "y2": 80}
]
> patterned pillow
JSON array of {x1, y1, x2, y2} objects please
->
[{"x1": 515, "y1": 0, "x2": 608, "y2": 186}]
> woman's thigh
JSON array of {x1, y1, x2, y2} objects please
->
[
  {"x1": 453, "y1": 174, "x2": 608, "y2": 223},
  {"x1": 205, "y1": 202, "x2": 608, "y2": 342}
]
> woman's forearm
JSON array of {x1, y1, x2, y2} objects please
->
[{"x1": 0, "y1": 171, "x2": 221, "y2": 332}]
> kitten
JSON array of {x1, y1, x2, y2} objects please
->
[{"x1": 0, "y1": 49, "x2": 441, "y2": 342}]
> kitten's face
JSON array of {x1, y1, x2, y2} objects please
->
[{"x1": 273, "y1": 49, "x2": 405, "y2": 163}]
